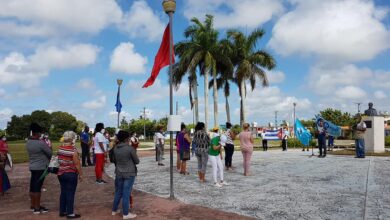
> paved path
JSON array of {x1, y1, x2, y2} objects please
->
[{"x1": 106, "y1": 150, "x2": 390, "y2": 220}]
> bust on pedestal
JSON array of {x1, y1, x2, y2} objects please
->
[{"x1": 362, "y1": 102, "x2": 385, "y2": 153}]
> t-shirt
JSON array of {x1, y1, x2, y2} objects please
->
[
  {"x1": 209, "y1": 135, "x2": 220, "y2": 156},
  {"x1": 26, "y1": 138, "x2": 52, "y2": 170},
  {"x1": 80, "y1": 132, "x2": 89, "y2": 144},
  {"x1": 58, "y1": 145, "x2": 77, "y2": 175},
  {"x1": 93, "y1": 132, "x2": 106, "y2": 154},
  {"x1": 225, "y1": 129, "x2": 234, "y2": 145},
  {"x1": 155, "y1": 132, "x2": 165, "y2": 145}
]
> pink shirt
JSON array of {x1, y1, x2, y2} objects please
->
[
  {"x1": 0, "y1": 140, "x2": 8, "y2": 154},
  {"x1": 239, "y1": 131, "x2": 253, "y2": 151}
]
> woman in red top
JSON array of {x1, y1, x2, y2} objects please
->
[
  {"x1": 0, "y1": 135, "x2": 11, "y2": 195},
  {"x1": 57, "y1": 131, "x2": 83, "y2": 219}
]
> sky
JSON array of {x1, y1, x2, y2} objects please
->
[{"x1": 0, "y1": 0, "x2": 389, "y2": 129}]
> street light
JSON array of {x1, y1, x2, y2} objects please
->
[
  {"x1": 116, "y1": 79, "x2": 123, "y2": 129},
  {"x1": 293, "y1": 102, "x2": 296, "y2": 137},
  {"x1": 162, "y1": 0, "x2": 176, "y2": 200}
]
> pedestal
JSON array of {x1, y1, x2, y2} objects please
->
[{"x1": 363, "y1": 116, "x2": 385, "y2": 153}]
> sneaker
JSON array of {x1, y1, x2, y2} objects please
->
[
  {"x1": 39, "y1": 206, "x2": 49, "y2": 213},
  {"x1": 96, "y1": 180, "x2": 104, "y2": 185},
  {"x1": 221, "y1": 181, "x2": 229, "y2": 186},
  {"x1": 158, "y1": 163, "x2": 165, "y2": 166},
  {"x1": 112, "y1": 210, "x2": 121, "y2": 216},
  {"x1": 33, "y1": 209, "x2": 41, "y2": 214},
  {"x1": 100, "y1": 179, "x2": 108, "y2": 183},
  {"x1": 123, "y1": 213, "x2": 137, "y2": 219},
  {"x1": 214, "y1": 182, "x2": 222, "y2": 188},
  {"x1": 66, "y1": 214, "x2": 81, "y2": 219}
]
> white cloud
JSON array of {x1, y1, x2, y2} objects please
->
[
  {"x1": 374, "y1": 90, "x2": 387, "y2": 99},
  {"x1": 371, "y1": 70, "x2": 390, "y2": 89},
  {"x1": 120, "y1": 1, "x2": 165, "y2": 42},
  {"x1": 0, "y1": 44, "x2": 99, "y2": 88},
  {"x1": 308, "y1": 64, "x2": 373, "y2": 96},
  {"x1": 109, "y1": 110, "x2": 131, "y2": 120},
  {"x1": 0, "y1": 0, "x2": 122, "y2": 38},
  {"x1": 0, "y1": 108, "x2": 12, "y2": 128},
  {"x1": 335, "y1": 86, "x2": 367, "y2": 100},
  {"x1": 269, "y1": 0, "x2": 390, "y2": 62},
  {"x1": 183, "y1": 0, "x2": 284, "y2": 29},
  {"x1": 126, "y1": 79, "x2": 188, "y2": 103},
  {"x1": 0, "y1": 89, "x2": 5, "y2": 97},
  {"x1": 76, "y1": 78, "x2": 96, "y2": 90},
  {"x1": 110, "y1": 42, "x2": 147, "y2": 74},
  {"x1": 82, "y1": 96, "x2": 106, "y2": 109},
  {"x1": 267, "y1": 70, "x2": 285, "y2": 84}
]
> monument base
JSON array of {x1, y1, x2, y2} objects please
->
[{"x1": 363, "y1": 116, "x2": 385, "y2": 153}]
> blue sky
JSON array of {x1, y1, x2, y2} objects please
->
[{"x1": 0, "y1": 0, "x2": 389, "y2": 129}]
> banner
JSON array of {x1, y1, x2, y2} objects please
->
[
  {"x1": 262, "y1": 129, "x2": 282, "y2": 140},
  {"x1": 294, "y1": 119, "x2": 312, "y2": 146},
  {"x1": 315, "y1": 115, "x2": 342, "y2": 137}
]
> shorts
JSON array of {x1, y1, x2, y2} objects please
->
[{"x1": 30, "y1": 170, "x2": 45, "y2": 193}]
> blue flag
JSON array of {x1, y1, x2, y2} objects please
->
[
  {"x1": 315, "y1": 115, "x2": 341, "y2": 137},
  {"x1": 115, "y1": 87, "x2": 122, "y2": 113},
  {"x1": 295, "y1": 119, "x2": 312, "y2": 146}
]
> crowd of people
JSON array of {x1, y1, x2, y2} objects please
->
[{"x1": 0, "y1": 114, "x2": 369, "y2": 219}]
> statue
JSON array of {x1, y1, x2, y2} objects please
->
[{"x1": 364, "y1": 102, "x2": 378, "y2": 116}]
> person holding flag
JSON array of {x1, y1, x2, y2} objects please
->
[{"x1": 317, "y1": 119, "x2": 327, "y2": 158}]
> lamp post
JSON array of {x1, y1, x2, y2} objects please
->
[
  {"x1": 116, "y1": 79, "x2": 123, "y2": 129},
  {"x1": 163, "y1": 0, "x2": 176, "y2": 200},
  {"x1": 293, "y1": 102, "x2": 296, "y2": 137}
]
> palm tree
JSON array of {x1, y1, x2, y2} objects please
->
[
  {"x1": 227, "y1": 29, "x2": 276, "y2": 126},
  {"x1": 174, "y1": 15, "x2": 231, "y2": 130}
]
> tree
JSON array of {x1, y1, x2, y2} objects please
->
[
  {"x1": 120, "y1": 116, "x2": 129, "y2": 130},
  {"x1": 76, "y1": 120, "x2": 86, "y2": 134},
  {"x1": 105, "y1": 127, "x2": 116, "y2": 136},
  {"x1": 30, "y1": 110, "x2": 52, "y2": 132},
  {"x1": 175, "y1": 14, "x2": 232, "y2": 130},
  {"x1": 50, "y1": 111, "x2": 78, "y2": 140},
  {"x1": 319, "y1": 108, "x2": 354, "y2": 126},
  {"x1": 226, "y1": 29, "x2": 276, "y2": 126},
  {"x1": 7, "y1": 114, "x2": 31, "y2": 139}
]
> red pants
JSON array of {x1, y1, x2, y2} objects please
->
[{"x1": 95, "y1": 154, "x2": 105, "y2": 180}]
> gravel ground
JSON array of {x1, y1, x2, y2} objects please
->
[{"x1": 105, "y1": 149, "x2": 390, "y2": 220}]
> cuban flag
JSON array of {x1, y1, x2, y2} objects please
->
[
  {"x1": 115, "y1": 87, "x2": 122, "y2": 113},
  {"x1": 295, "y1": 119, "x2": 312, "y2": 146},
  {"x1": 263, "y1": 129, "x2": 282, "y2": 140}
]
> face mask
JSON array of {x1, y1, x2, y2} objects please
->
[
  {"x1": 2, "y1": 137, "x2": 6, "y2": 141},
  {"x1": 101, "y1": 129, "x2": 105, "y2": 134}
]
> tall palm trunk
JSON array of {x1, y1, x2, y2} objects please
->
[
  {"x1": 204, "y1": 72, "x2": 209, "y2": 131},
  {"x1": 240, "y1": 80, "x2": 246, "y2": 126},
  {"x1": 225, "y1": 95, "x2": 231, "y2": 123},
  {"x1": 212, "y1": 65, "x2": 218, "y2": 128},
  {"x1": 193, "y1": 79, "x2": 199, "y2": 124}
]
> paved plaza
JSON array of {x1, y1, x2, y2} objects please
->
[{"x1": 106, "y1": 150, "x2": 390, "y2": 220}]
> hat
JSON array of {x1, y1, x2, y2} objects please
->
[{"x1": 212, "y1": 127, "x2": 219, "y2": 132}]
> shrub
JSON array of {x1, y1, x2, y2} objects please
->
[
  {"x1": 385, "y1": 136, "x2": 390, "y2": 147},
  {"x1": 310, "y1": 139, "x2": 317, "y2": 147},
  {"x1": 283, "y1": 138, "x2": 304, "y2": 148}
]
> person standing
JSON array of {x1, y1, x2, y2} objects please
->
[
  {"x1": 353, "y1": 114, "x2": 367, "y2": 158},
  {"x1": 155, "y1": 126, "x2": 165, "y2": 166},
  {"x1": 57, "y1": 131, "x2": 83, "y2": 219},
  {"x1": 111, "y1": 130, "x2": 139, "y2": 219},
  {"x1": 178, "y1": 123, "x2": 191, "y2": 175},
  {"x1": 224, "y1": 122, "x2": 235, "y2": 170},
  {"x1": 0, "y1": 135, "x2": 11, "y2": 195},
  {"x1": 26, "y1": 123, "x2": 52, "y2": 214},
  {"x1": 328, "y1": 135, "x2": 335, "y2": 151},
  {"x1": 80, "y1": 126, "x2": 92, "y2": 167},
  {"x1": 192, "y1": 122, "x2": 210, "y2": 182},
  {"x1": 209, "y1": 128, "x2": 228, "y2": 187},
  {"x1": 261, "y1": 132, "x2": 268, "y2": 151},
  {"x1": 317, "y1": 119, "x2": 327, "y2": 158},
  {"x1": 175, "y1": 131, "x2": 181, "y2": 172},
  {"x1": 281, "y1": 128, "x2": 289, "y2": 151},
  {"x1": 93, "y1": 123, "x2": 107, "y2": 184},
  {"x1": 239, "y1": 123, "x2": 254, "y2": 176}
]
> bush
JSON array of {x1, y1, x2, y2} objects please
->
[
  {"x1": 284, "y1": 138, "x2": 304, "y2": 148},
  {"x1": 310, "y1": 139, "x2": 317, "y2": 147},
  {"x1": 385, "y1": 136, "x2": 390, "y2": 147}
]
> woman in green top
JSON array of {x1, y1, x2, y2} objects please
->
[{"x1": 208, "y1": 128, "x2": 229, "y2": 187}]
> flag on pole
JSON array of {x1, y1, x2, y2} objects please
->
[
  {"x1": 115, "y1": 87, "x2": 122, "y2": 113},
  {"x1": 294, "y1": 119, "x2": 312, "y2": 146},
  {"x1": 315, "y1": 115, "x2": 342, "y2": 137},
  {"x1": 142, "y1": 23, "x2": 175, "y2": 88}
]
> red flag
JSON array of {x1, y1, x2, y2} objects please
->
[{"x1": 142, "y1": 24, "x2": 175, "y2": 88}]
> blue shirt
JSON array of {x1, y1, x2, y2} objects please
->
[{"x1": 80, "y1": 132, "x2": 89, "y2": 143}]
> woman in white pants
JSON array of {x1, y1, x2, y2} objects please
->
[{"x1": 208, "y1": 128, "x2": 229, "y2": 187}]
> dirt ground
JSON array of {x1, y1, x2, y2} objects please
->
[{"x1": 0, "y1": 150, "x2": 254, "y2": 220}]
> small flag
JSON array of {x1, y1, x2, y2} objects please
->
[
  {"x1": 142, "y1": 23, "x2": 175, "y2": 88},
  {"x1": 115, "y1": 87, "x2": 122, "y2": 113}
]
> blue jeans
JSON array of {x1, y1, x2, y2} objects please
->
[
  {"x1": 355, "y1": 139, "x2": 365, "y2": 158},
  {"x1": 58, "y1": 172, "x2": 78, "y2": 215},
  {"x1": 318, "y1": 134, "x2": 326, "y2": 156},
  {"x1": 112, "y1": 176, "x2": 135, "y2": 215}
]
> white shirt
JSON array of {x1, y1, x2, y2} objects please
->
[
  {"x1": 155, "y1": 132, "x2": 165, "y2": 145},
  {"x1": 94, "y1": 132, "x2": 106, "y2": 154}
]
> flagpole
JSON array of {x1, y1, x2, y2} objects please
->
[
  {"x1": 116, "y1": 79, "x2": 123, "y2": 129},
  {"x1": 163, "y1": 0, "x2": 176, "y2": 200}
]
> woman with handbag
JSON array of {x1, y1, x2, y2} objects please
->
[
  {"x1": 177, "y1": 123, "x2": 191, "y2": 175},
  {"x1": 57, "y1": 131, "x2": 83, "y2": 219},
  {"x1": 112, "y1": 130, "x2": 139, "y2": 219}
]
